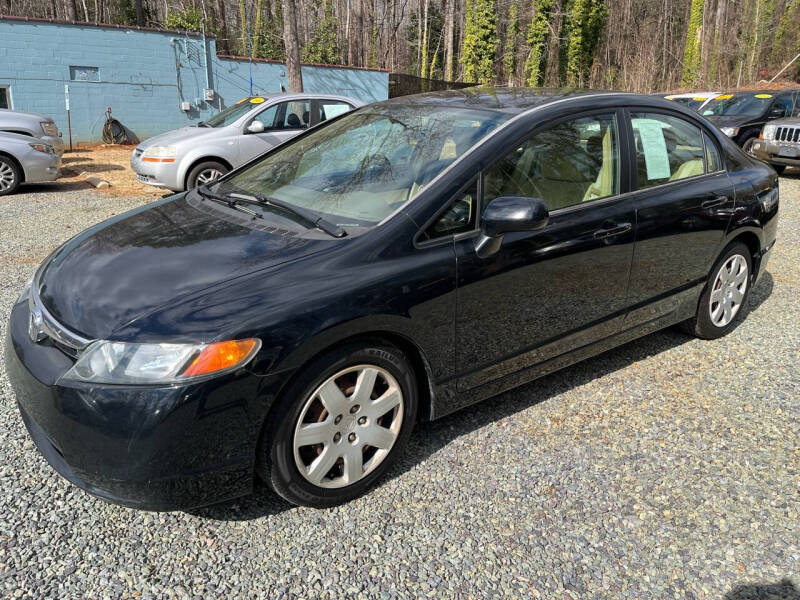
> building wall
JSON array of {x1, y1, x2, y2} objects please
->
[{"x1": 0, "y1": 18, "x2": 388, "y2": 143}]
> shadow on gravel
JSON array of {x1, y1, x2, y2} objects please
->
[
  {"x1": 190, "y1": 272, "x2": 774, "y2": 521},
  {"x1": 725, "y1": 578, "x2": 800, "y2": 599},
  {"x1": 14, "y1": 182, "x2": 91, "y2": 194}
]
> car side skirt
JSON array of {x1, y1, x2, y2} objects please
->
[{"x1": 430, "y1": 283, "x2": 701, "y2": 420}]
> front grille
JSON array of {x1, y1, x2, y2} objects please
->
[{"x1": 775, "y1": 126, "x2": 800, "y2": 143}]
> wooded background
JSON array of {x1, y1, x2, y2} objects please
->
[{"x1": 3, "y1": 0, "x2": 799, "y2": 92}]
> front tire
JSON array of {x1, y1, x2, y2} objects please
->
[
  {"x1": 769, "y1": 163, "x2": 787, "y2": 175},
  {"x1": 0, "y1": 155, "x2": 21, "y2": 196},
  {"x1": 682, "y1": 242, "x2": 753, "y2": 339},
  {"x1": 258, "y1": 342, "x2": 417, "y2": 507},
  {"x1": 741, "y1": 137, "x2": 758, "y2": 157},
  {"x1": 186, "y1": 160, "x2": 228, "y2": 190}
]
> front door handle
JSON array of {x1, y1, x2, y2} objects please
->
[
  {"x1": 701, "y1": 195, "x2": 728, "y2": 209},
  {"x1": 593, "y1": 222, "x2": 632, "y2": 239}
]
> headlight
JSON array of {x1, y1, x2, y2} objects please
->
[
  {"x1": 29, "y1": 142, "x2": 55, "y2": 154},
  {"x1": 720, "y1": 127, "x2": 739, "y2": 137},
  {"x1": 40, "y1": 121, "x2": 59, "y2": 136},
  {"x1": 142, "y1": 146, "x2": 177, "y2": 162},
  {"x1": 762, "y1": 124, "x2": 776, "y2": 140},
  {"x1": 62, "y1": 338, "x2": 261, "y2": 385},
  {"x1": 760, "y1": 186, "x2": 779, "y2": 212},
  {"x1": 16, "y1": 277, "x2": 33, "y2": 304}
]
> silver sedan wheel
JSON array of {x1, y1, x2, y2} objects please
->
[
  {"x1": 293, "y1": 365, "x2": 404, "y2": 489},
  {"x1": 709, "y1": 254, "x2": 748, "y2": 327},
  {"x1": 196, "y1": 168, "x2": 223, "y2": 185},
  {"x1": 0, "y1": 161, "x2": 16, "y2": 192}
]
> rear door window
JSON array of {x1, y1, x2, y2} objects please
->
[
  {"x1": 316, "y1": 100, "x2": 354, "y2": 125},
  {"x1": 631, "y1": 112, "x2": 706, "y2": 189}
]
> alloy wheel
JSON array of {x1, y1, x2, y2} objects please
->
[
  {"x1": 709, "y1": 254, "x2": 748, "y2": 327},
  {"x1": 196, "y1": 168, "x2": 223, "y2": 185},
  {"x1": 293, "y1": 365, "x2": 404, "y2": 489},
  {"x1": 0, "y1": 162, "x2": 16, "y2": 192}
]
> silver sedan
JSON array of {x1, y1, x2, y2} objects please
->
[
  {"x1": 131, "y1": 93, "x2": 362, "y2": 192},
  {"x1": 0, "y1": 131, "x2": 61, "y2": 195}
]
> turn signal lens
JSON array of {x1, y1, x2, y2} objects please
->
[{"x1": 181, "y1": 339, "x2": 260, "y2": 378}]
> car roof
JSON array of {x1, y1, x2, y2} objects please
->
[
  {"x1": 244, "y1": 93, "x2": 364, "y2": 106},
  {"x1": 373, "y1": 87, "x2": 664, "y2": 115}
]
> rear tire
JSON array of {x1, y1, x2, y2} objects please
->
[
  {"x1": 186, "y1": 160, "x2": 228, "y2": 190},
  {"x1": 0, "y1": 155, "x2": 21, "y2": 196},
  {"x1": 682, "y1": 242, "x2": 753, "y2": 340},
  {"x1": 257, "y1": 341, "x2": 418, "y2": 508}
]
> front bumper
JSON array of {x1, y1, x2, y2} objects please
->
[
  {"x1": 4, "y1": 300, "x2": 276, "y2": 510},
  {"x1": 130, "y1": 149, "x2": 182, "y2": 191},
  {"x1": 23, "y1": 150, "x2": 61, "y2": 183},
  {"x1": 751, "y1": 140, "x2": 800, "y2": 168}
]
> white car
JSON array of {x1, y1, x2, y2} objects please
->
[
  {"x1": 131, "y1": 93, "x2": 363, "y2": 192},
  {"x1": 663, "y1": 92, "x2": 721, "y2": 112}
]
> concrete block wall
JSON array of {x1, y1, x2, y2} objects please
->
[{"x1": 0, "y1": 17, "x2": 389, "y2": 143}]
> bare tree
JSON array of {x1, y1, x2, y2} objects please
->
[
  {"x1": 282, "y1": 0, "x2": 304, "y2": 91},
  {"x1": 63, "y1": 0, "x2": 77, "y2": 20}
]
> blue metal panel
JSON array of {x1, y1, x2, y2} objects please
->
[{"x1": 0, "y1": 18, "x2": 389, "y2": 143}]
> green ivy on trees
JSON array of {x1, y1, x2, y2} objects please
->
[
  {"x1": 461, "y1": 0, "x2": 499, "y2": 83},
  {"x1": 164, "y1": 7, "x2": 203, "y2": 32},
  {"x1": 503, "y1": 1, "x2": 520, "y2": 85},
  {"x1": 682, "y1": 0, "x2": 704, "y2": 86},
  {"x1": 524, "y1": 0, "x2": 555, "y2": 86},
  {"x1": 564, "y1": 0, "x2": 607, "y2": 85},
  {"x1": 302, "y1": 2, "x2": 342, "y2": 64}
]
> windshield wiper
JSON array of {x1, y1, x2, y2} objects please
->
[
  {"x1": 229, "y1": 192, "x2": 347, "y2": 238},
  {"x1": 196, "y1": 186, "x2": 262, "y2": 220},
  {"x1": 197, "y1": 121, "x2": 210, "y2": 128}
]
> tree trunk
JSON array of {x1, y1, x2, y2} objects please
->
[
  {"x1": 282, "y1": 0, "x2": 304, "y2": 91},
  {"x1": 215, "y1": 0, "x2": 228, "y2": 53},
  {"x1": 134, "y1": 0, "x2": 144, "y2": 25},
  {"x1": 444, "y1": 0, "x2": 455, "y2": 80},
  {"x1": 64, "y1": 0, "x2": 77, "y2": 20}
]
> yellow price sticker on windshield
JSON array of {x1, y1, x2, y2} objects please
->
[
  {"x1": 754, "y1": 93, "x2": 773, "y2": 98},
  {"x1": 665, "y1": 95, "x2": 675, "y2": 100},
  {"x1": 715, "y1": 94, "x2": 733, "y2": 100},
  {"x1": 692, "y1": 96, "x2": 706, "y2": 101},
  {"x1": 250, "y1": 97, "x2": 265, "y2": 104},
  {"x1": 236, "y1": 97, "x2": 248, "y2": 104}
]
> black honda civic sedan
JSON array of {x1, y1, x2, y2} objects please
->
[{"x1": 6, "y1": 88, "x2": 779, "y2": 509}]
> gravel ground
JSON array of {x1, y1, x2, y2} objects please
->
[{"x1": 1, "y1": 177, "x2": 798, "y2": 600}]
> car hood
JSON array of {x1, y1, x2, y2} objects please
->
[
  {"x1": 705, "y1": 114, "x2": 755, "y2": 127},
  {"x1": 138, "y1": 126, "x2": 220, "y2": 149},
  {"x1": 37, "y1": 194, "x2": 331, "y2": 340},
  {"x1": 0, "y1": 108, "x2": 53, "y2": 124}
]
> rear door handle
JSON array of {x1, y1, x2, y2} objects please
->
[
  {"x1": 701, "y1": 195, "x2": 728, "y2": 209},
  {"x1": 593, "y1": 223, "x2": 632, "y2": 239}
]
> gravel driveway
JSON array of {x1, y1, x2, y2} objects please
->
[{"x1": 1, "y1": 178, "x2": 798, "y2": 599}]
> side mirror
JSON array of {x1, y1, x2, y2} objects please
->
[
  {"x1": 767, "y1": 108, "x2": 785, "y2": 119},
  {"x1": 246, "y1": 120, "x2": 265, "y2": 134},
  {"x1": 475, "y1": 196, "x2": 549, "y2": 258}
]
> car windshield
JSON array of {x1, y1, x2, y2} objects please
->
[
  {"x1": 701, "y1": 94, "x2": 773, "y2": 117},
  {"x1": 216, "y1": 104, "x2": 510, "y2": 228},
  {"x1": 203, "y1": 98, "x2": 264, "y2": 127}
]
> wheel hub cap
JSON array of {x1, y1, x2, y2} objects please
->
[
  {"x1": 709, "y1": 254, "x2": 748, "y2": 327},
  {"x1": 293, "y1": 365, "x2": 404, "y2": 488}
]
